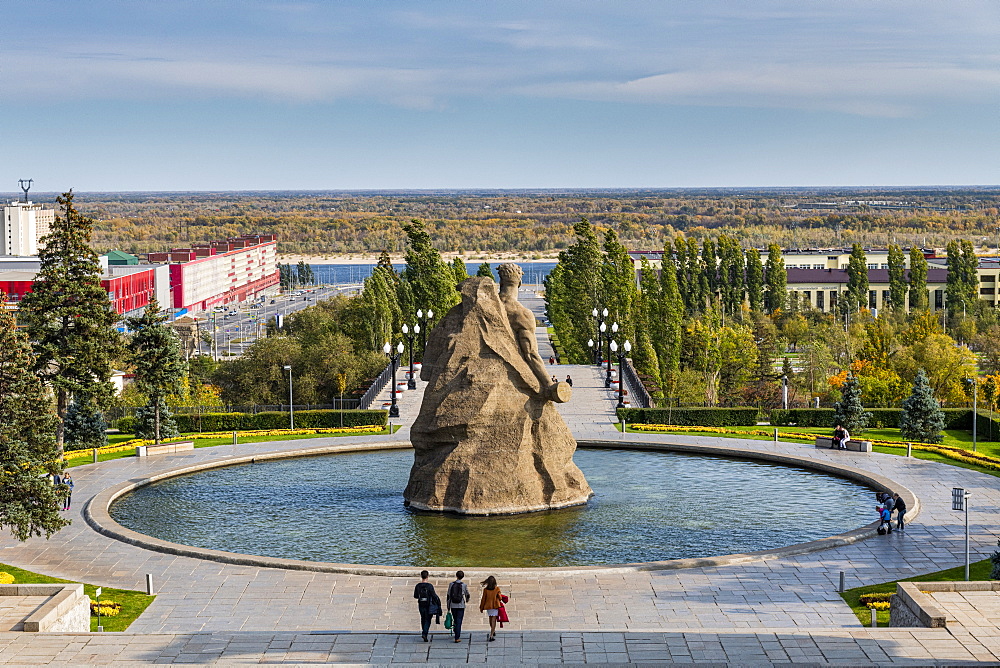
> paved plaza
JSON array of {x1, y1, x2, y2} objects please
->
[{"x1": 1, "y1": 315, "x2": 999, "y2": 663}]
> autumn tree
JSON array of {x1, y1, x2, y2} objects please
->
[{"x1": 18, "y1": 190, "x2": 123, "y2": 452}]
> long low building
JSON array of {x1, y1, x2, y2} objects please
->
[{"x1": 785, "y1": 267, "x2": 949, "y2": 313}]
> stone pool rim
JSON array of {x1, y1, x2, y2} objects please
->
[{"x1": 84, "y1": 439, "x2": 919, "y2": 577}]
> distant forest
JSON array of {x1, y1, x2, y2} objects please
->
[{"x1": 16, "y1": 188, "x2": 1000, "y2": 255}]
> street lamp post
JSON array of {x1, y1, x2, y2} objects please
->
[
  {"x1": 611, "y1": 339, "x2": 632, "y2": 409},
  {"x1": 417, "y1": 308, "x2": 434, "y2": 361},
  {"x1": 952, "y1": 487, "x2": 972, "y2": 580},
  {"x1": 605, "y1": 322, "x2": 618, "y2": 388},
  {"x1": 592, "y1": 307, "x2": 608, "y2": 365},
  {"x1": 599, "y1": 321, "x2": 607, "y2": 370},
  {"x1": 283, "y1": 365, "x2": 294, "y2": 429},
  {"x1": 383, "y1": 341, "x2": 404, "y2": 418},
  {"x1": 402, "y1": 324, "x2": 419, "y2": 390}
]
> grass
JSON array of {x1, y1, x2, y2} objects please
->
[
  {"x1": 65, "y1": 425, "x2": 396, "y2": 468},
  {"x1": 841, "y1": 557, "x2": 994, "y2": 627},
  {"x1": 0, "y1": 561, "x2": 153, "y2": 632}
]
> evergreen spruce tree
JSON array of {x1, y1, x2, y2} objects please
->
[
  {"x1": 765, "y1": 244, "x2": 787, "y2": 313},
  {"x1": 745, "y1": 247, "x2": 764, "y2": 312},
  {"x1": 63, "y1": 394, "x2": 107, "y2": 450},
  {"x1": 900, "y1": 368, "x2": 946, "y2": 443},
  {"x1": 845, "y1": 243, "x2": 870, "y2": 314},
  {"x1": 451, "y1": 257, "x2": 470, "y2": 285},
  {"x1": 909, "y1": 246, "x2": 929, "y2": 310},
  {"x1": 126, "y1": 296, "x2": 188, "y2": 444},
  {"x1": 476, "y1": 262, "x2": 494, "y2": 279},
  {"x1": 134, "y1": 398, "x2": 180, "y2": 441},
  {"x1": 833, "y1": 374, "x2": 871, "y2": 433},
  {"x1": 0, "y1": 299, "x2": 68, "y2": 540},
  {"x1": 887, "y1": 244, "x2": 907, "y2": 311},
  {"x1": 18, "y1": 190, "x2": 123, "y2": 453}
]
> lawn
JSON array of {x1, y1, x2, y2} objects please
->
[
  {"x1": 0, "y1": 561, "x2": 152, "y2": 632},
  {"x1": 65, "y1": 425, "x2": 397, "y2": 468},
  {"x1": 841, "y1": 557, "x2": 995, "y2": 627}
]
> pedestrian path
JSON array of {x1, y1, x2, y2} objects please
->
[{"x1": 3, "y1": 324, "x2": 1000, "y2": 662}]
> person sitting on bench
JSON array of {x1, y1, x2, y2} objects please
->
[{"x1": 832, "y1": 424, "x2": 850, "y2": 450}]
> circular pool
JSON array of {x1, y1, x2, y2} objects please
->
[
  {"x1": 110, "y1": 448, "x2": 874, "y2": 568},
  {"x1": 111, "y1": 449, "x2": 873, "y2": 568}
]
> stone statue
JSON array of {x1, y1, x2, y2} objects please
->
[{"x1": 403, "y1": 264, "x2": 593, "y2": 515}]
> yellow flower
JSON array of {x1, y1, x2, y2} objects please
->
[{"x1": 0, "y1": 572, "x2": 14, "y2": 584}]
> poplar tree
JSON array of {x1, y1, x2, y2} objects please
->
[
  {"x1": 400, "y1": 219, "x2": 460, "y2": 330},
  {"x1": 658, "y1": 251, "x2": 684, "y2": 398},
  {"x1": 0, "y1": 299, "x2": 68, "y2": 540},
  {"x1": 690, "y1": 238, "x2": 708, "y2": 313},
  {"x1": 765, "y1": 244, "x2": 787, "y2": 313},
  {"x1": 909, "y1": 246, "x2": 929, "y2": 310},
  {"x1": 673, "y1": 237, "x2": 690, "y2": 313},
  {"x1": 845, "y1": 243, "x2": 870, "y2": 313},
  {"x1": 126, "y1": 296, "x2": 188, "y2": 444},
  {"x1": 745, "y1": 247, "x2": 764, "y2": 312},
  {"x1": 544, "y1": 218, "x2": 602, "y2": 363},
  {"x1": 451, "y1": 257, "x2": 470, "y2": 285},
  {"x1": 946, "y1": 239, "x2": 979, "y2": 317},
  {"x1": 718, "y1": 235, "x2": 746, "y2": 314},
  {"x1": 19, "y1": 191, "x2": 123, "y2": 453},
  {"x1": 600, "y1": 229, "x2": 638, "y2": 340},
  {"x1": 887, "y1": 244, "x2": 907, "y2": 310},
  {"x1": 701, "y1": 239, "x2": 718, "y2": 303}
]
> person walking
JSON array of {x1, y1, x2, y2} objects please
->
[
  {"x1": 61, "y1": 474, "x2": 74, "y2": 511},
  {"x1": 565, "y1": 375, "x2": 573, "y2": 387},
  {"x1": 446, "y1": 571, "x2": 470, "y2": 643},
  {"x1": 413, "y1": 570, "x2": 440, "y2": 642},
  {"x1": 479, "y1": 575, "x2": 504, "y2": 641},
  {"x1": 893, "y1": 492, "x2": 907, "y2": 531}
]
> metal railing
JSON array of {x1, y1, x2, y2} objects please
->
[
  {"x1": 621, "y1": 358, "x2": 653, "y2": 409},
  {"x1": 358, "y1": 362, "x2": 394, "y2": 410}
]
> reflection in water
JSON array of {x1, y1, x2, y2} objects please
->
[{"x1": 110, "y1": 449, "x2": 873, "y2": 568}]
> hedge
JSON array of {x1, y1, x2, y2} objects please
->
[
  {"x1": 768, "y1": 407, "x2": 998, "y2": 437},
  {"x1": 117, "y1": 409, "x2": 388, "y2": 435},
  {"x1": 616, "y1": 407, "x2": 760, "y2": 427}
]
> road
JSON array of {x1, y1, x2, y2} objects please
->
[{"x1": 196, "y1": 284, "x2": 359, "y2": 358}]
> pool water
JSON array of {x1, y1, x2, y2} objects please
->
[{"x1": 110, "y1": 448, "x2": 874, "y2": 568}]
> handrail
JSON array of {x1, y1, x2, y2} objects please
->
[
  {"x1": 358, "y1": 362, "x2": 394, "y2": 410},
  {"x1": 621, "y1": 357, "x2": 653, "y2": 409}
]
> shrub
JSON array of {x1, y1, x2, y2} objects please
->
[
  {"x1": 617, "y1": 407, "x2": 760, "y2": 427},
  {"x1": 117, "y1": 409, "x2": 388, "y2": 435},
  {"x1": 0, "y1": 572, "x2": 13, "y2": 584},
  {"x1": 769, "y1": 408, "x2": 834, "y2": 427},
  {"x1": 770, "y1": 407, "x2": 973, "y2": 430},
  {"x1": 991, "y1": 539, "x2": 1000, "y2": 580},
  {"x1": 858, "y1": 592, "x2": 894, "y2": 606}
]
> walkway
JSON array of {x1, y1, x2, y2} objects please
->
[{"x1": 2, "y1": 350, "x2": 1000, "y2": 662}]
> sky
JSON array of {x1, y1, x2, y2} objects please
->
[{"x1": 2, "y1": 1, "x2": 999, "y2": 190}]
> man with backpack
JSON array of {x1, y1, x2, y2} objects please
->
[
  {"x1": 446, "y1": 570, "x2": 470, "y2": 643},
  {"x1": 413, "y1": 570, "x2": 440, "y2": 642}
]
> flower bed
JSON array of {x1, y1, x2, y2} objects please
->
[
  {"x1": 90, "y1": 600, "x2": 121, "y2": 617},
  {"x1": 63, "y1": 425, "x2": 385, "y2": 462},
  {"x1": 0, "y1": 572, "x2": 13, "y2": 585}
]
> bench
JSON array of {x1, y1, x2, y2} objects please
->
[
  {"x1": 814, "y1": 437, "x2": 872, "y2": 453},
  {"x1": 136, "y1": 441, "x2": 195, "y2": 457}
]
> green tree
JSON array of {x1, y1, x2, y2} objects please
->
[
  {"x1": 745, "y1": 247, "x2": 764, "y2": 312},
  {"x1": 845, "y1": 243, "x2": 869, "y2": 314},
  {"x1": 701, "y1": 238, "x2": 718, "y2": 303},
  {"x1": 945, "y1": 239, "x2": 979, "y2": 318},
  {"x1": 887, "y1": 244, "x2": 907, "y2": 311},
  {"x1": 400, "y1": 219, "x2": 460, "y2": 335},
  {"x1": 908, "y1": 246, "x2": 929, "y2": 310},
  {"x1": 658, "y1": 248, "x2": 684, "y2": 398},
  {"x1": 476, "y1": 262, "x2": 494, "y2": 279},
  {"x1": 900, "y1": 368, "x2": 946, "y2": 443},
  {"x1": 126, "y1": 296, "x2": 188, "y2": 444},
  {"x1": 18, "y1": 190, "x2": 123, "y2": 453},
  {"x1": 599, "y1": 229, "x2": 638, "y2": 342},
  {"x1": 544, "y1": 218, "x2": 602, "y2": 363},
  {"x1": 134, "y1": 398, "x2": 180, "y2": 441},
  {"x1": 717, "y1": 235, "x2": 745, "y2": 315},
  {"x1": 833, "y1": 374, "x2": 871, "y2": 433},
  {"x1": 63, "y1": 394, "x2": 107, "y2": 450},
  {"x1": 765, "y1": 244, "x2": 787, "y2": 313},
  {"x1": 0, "y1": 300, "x2": 68, "y2": 540},
  {"x1": 450, "y1": 257, "x2": 470, "y2": 285}
]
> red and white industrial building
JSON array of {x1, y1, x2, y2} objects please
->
[{"x1": 0, "y1": 228, "x2": 279, "y2": 317}]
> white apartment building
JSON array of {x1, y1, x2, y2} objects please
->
[{"x1": 1, "y1": 201, "x2": 54, "y2": 256}]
